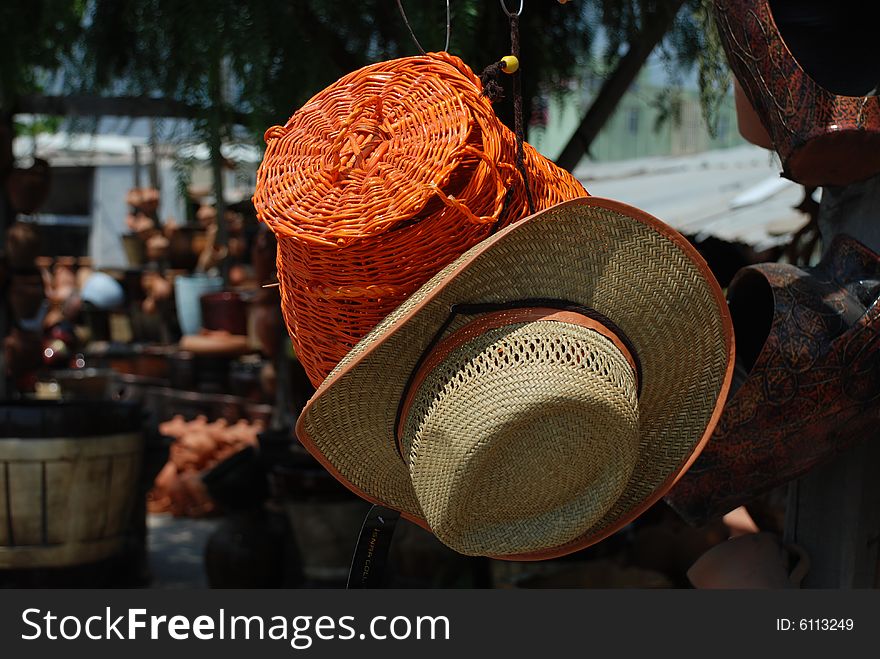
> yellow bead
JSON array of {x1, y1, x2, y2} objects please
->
[{"x1": 501, "y1": 55, "x2": 519, "y2": 74}]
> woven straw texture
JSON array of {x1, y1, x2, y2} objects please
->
[
  {"x1": 403, "y1": 321, "x2": 640, "y2": 556},
  {"x1": 254, "y1": 52, "x2": 587, "y2": 385},
  {"x1": 297, "y1": 197, "x2": 734, "y2": 559}
]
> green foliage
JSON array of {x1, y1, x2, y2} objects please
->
[
  {"x1": 2, "y1": 1, "x2": 732, "y2": 143},
  {"x1": 693, "y1": 0, "x2": 731, "y2": 136},
  {"x1": 14, "y1": 115, "x2": 62, "y2": 138},
  {"x1": 71, "y1": 0, "x2": 596, "y2": 138},
  {"x1": 641, "y1": 0, "x2": 730, "y2": 134},
  {"x1": 0, "y1": 0, "x2": 84, "y2": 104}
]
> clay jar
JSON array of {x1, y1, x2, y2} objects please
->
[
  {"x1": 6, "y1": 222, "x2": 41, "y2": 269},
  {"x1": 200, "y1": 291, "x2": 248, "y2": 336},
  {"x1": 126, "y1": 187, "x2": 160, "y2": 216},
  {"x1": 688, "y1": 532, "x2": 809, "y2": 589},
  {"x1": 734, "y1": 79, "x2": 773, "y2": 149}
]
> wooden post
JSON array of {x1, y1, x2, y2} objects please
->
[
  {"x1": 132, "y1": 144, "x2": 142, "y2": 188},
  {"x1": 148, "y1": 119, "x2": 160, "y2": 192},
  {"x1": 784, "y1": 175, "x2": 880, "y2": 588}
]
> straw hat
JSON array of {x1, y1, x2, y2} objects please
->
[{"x1": 297, "y1": 197, "x2": 734, "y2": 559}]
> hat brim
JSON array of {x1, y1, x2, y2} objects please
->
[{"x1": 296, "y1": 197, "x2": 735, "y2": 560}]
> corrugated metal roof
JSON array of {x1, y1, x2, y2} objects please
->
[
  {"x1": 576, "y1": 144, "x2": 810, "y2": 250},
  {"x1": 13, "y1": 132, "x2": 262, "y2": 167}
]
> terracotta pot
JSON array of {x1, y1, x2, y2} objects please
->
[
  {"x1": 687, "y1": 533, "x2": 809, "y2": 589},
  {"x1": 179, "y1": 333, "x2": 251, "y2": 360},
  {"x1": 147, "y1": 387, "x2": 246, "y2": 425},
  {"x1": 734, "y1": 79, "x2": 773, "y2": 149},
  {"x1": 196, "y1": 204, "x2": 217, "y2": 227},
  {"x1": 5, "y1": 222, "x2": 41, "y2": 270},
  {"x1": 145, "y1": 233, "x2": 170, "y2": 262},
  {"x1": 228, "y1": 264, "x2": 250, "y2": 288},
  {"x1": 200, "y1": 291, "x2": 248, "y2": 336},
  {"x1": 126, "y1": 187, "x2": 159, "y2": 216}
]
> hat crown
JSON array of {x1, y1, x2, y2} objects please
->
[{"x1": 400, "y1": 315, "x2": 640, "y2": 556}]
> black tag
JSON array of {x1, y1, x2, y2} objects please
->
[{"x1": 346, "y1": 505, "x2": 400, "y2": 589}]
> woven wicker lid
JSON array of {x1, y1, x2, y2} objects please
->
[{"x1": 297, "y1": 197, "x2": 735, "y2": 559}]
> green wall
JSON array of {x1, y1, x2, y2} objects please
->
[{"x1": 528, "y1": 77, "x2": 743, "y2": 164}]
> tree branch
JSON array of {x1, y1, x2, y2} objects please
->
[{"x1": 555, "y1": 0, "x2": 686, "y2": 172}]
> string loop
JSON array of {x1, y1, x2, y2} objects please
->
[
  {"x1": 500, "y1": 0, "x2": 524, "y2": 17},
  {"x1": 396, "y1": 0, "x2": 451, "y2": 54}
]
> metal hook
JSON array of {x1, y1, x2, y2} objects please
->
[
  {"x1": 499, "y1": 0, "x2": 524, "y2": 17},
  {"x1": 396, "y1": 0, "x2": 452, "y2": 55}
]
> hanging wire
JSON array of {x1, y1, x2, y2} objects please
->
[
  {"x1": 503, "y1": 1, "x2": 534, "y2": 214},
  {"x1": 396, "y1": 0, "x2": 452, "y2": 54},
  {"x1": 499, "y1": 0, "x2": 524, "y2": 17}
]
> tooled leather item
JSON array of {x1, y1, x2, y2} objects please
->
[
  {"x1": 714, "y1": 0, "x2": 880, "y2": 186},
  {"x1": 666, "y1": 235, "x2": 880, "y2": 525}
]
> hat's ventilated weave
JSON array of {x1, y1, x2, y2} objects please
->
[
  {"x1": 254, "y1": 52, "x2": 587, "y2": 385},
  {"x1": 296, "y1": 198, "x2": 735, "y2": 560}
]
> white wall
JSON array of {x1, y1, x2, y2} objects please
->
[{"x1": 88, "y1": 161, "x2": 187, "y2": 268}]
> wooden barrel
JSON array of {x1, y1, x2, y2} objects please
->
[{"x1": 0, "y1": 401, "x2": 143, "y2": 569}]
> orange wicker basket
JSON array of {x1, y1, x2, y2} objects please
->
[{"x1": 254, "y1": 52, "x2": 587, "y2": 385}]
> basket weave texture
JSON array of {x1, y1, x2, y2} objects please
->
[{"x1": 254, "y1": 52, "x2": 588, "y2": 385}]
